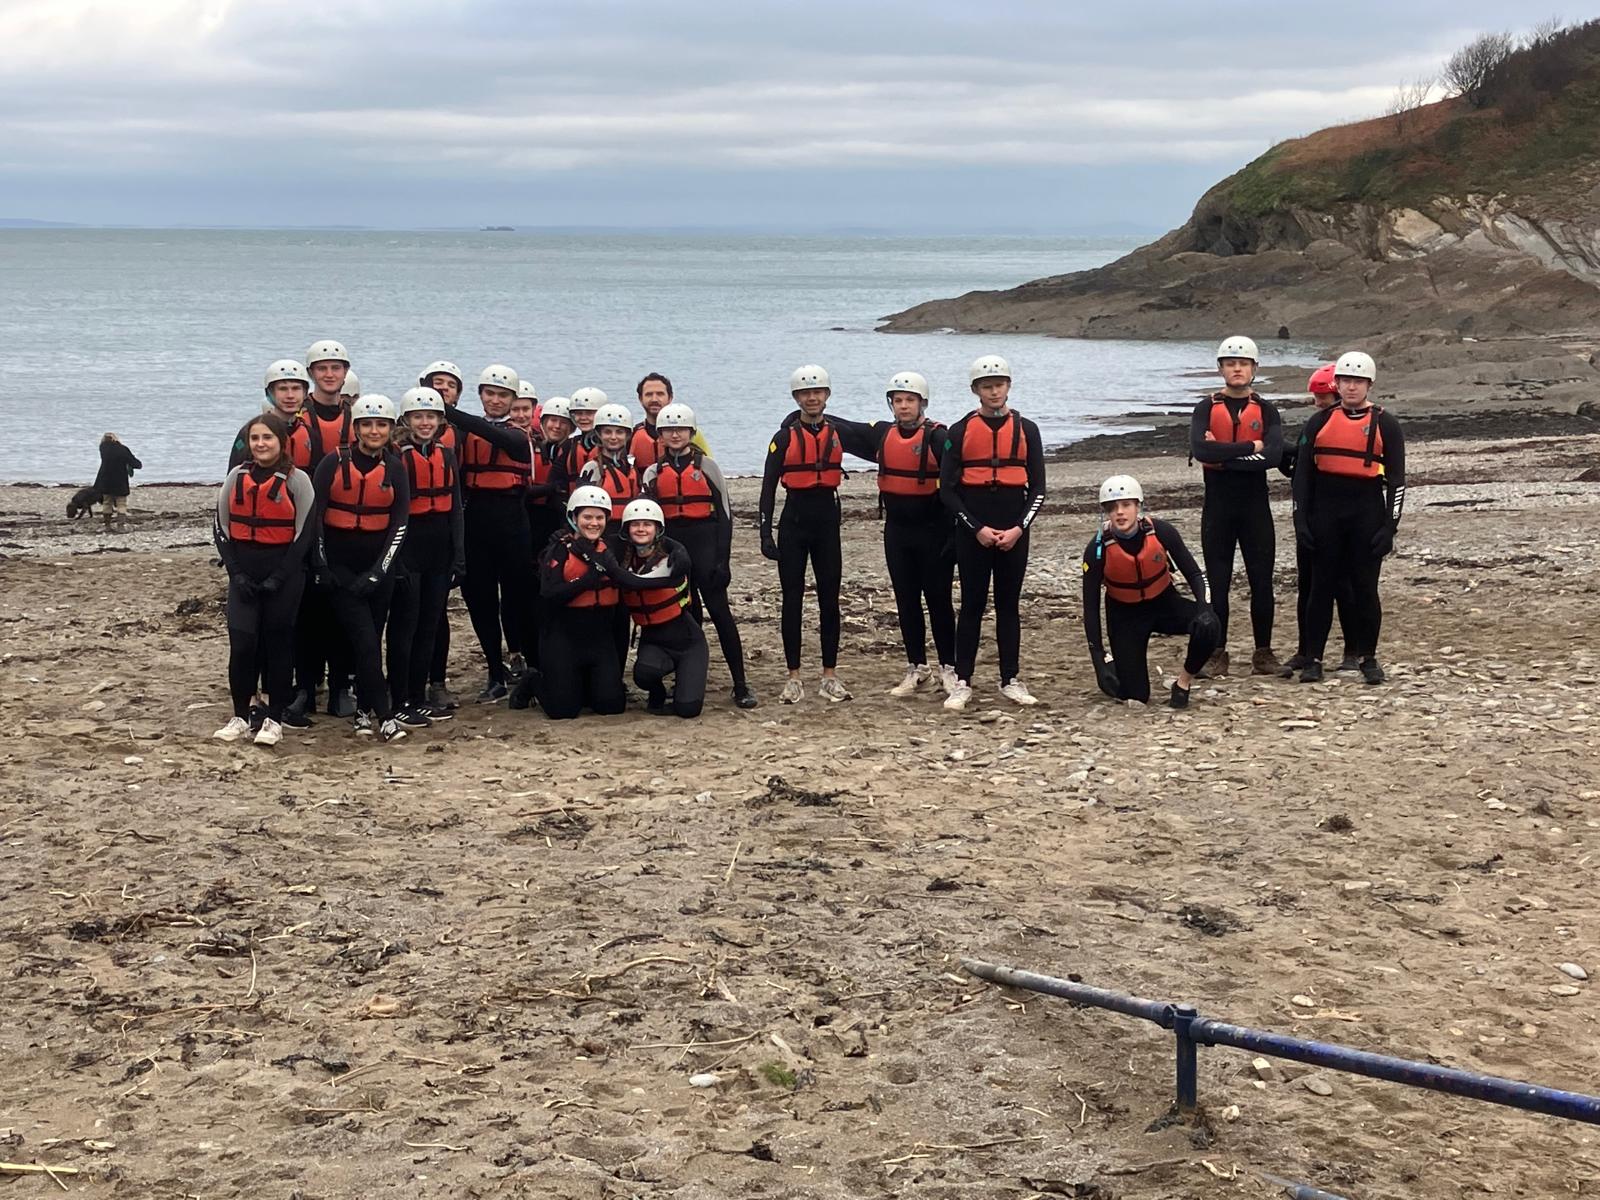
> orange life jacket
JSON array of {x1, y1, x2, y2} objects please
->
[
  {"x1": 1101, "y1": 520, "x2": 1173, "y2": 604},
  {"x1": 621, "y1": 551, "x2": 689, "y2": 627},
  {"x1": 1201, "y1": 394, "x2": 1266, "y2": 471},
  {"x1": 629, "y1": 422, "x2": 660, "y2": 469},
  {"x1": 461, "y1": 430, "x2": 531, "y2": 492},
  {"x1": 403, "y1": 443, "x2": 456, "y2": 516},
  {"x1": 286, "y1": 420, "x2": 314, "y2": 471},
  {"x1": 437, "y1": 424, "x2": 458, "y2": 455},
  {"x1": 325, "y1": 450, "x2": 396, "y2": 532},
  {"x1": 527, "y1": 442, "x2": 560, "y2": 506},
  {"x1": 652, "y1": 452, "x2": 715, "y2": 520},
  {"x1": 561, "y1": 539, "x2": 620, "y2": 608},
  {"x1": 958, "y1": 412, "x2": 1028, "y2": 487},
  {"x1": 1312, "y1": 406, "x2": 1385, "y2": 479},
  {"x1": 877, "y1": 421, "x2": 940, "y2": 497},
  {"x1": 305, "y1": 403, "x2": 353, "y2": 465},
  {"x1": 591, "y1": 459, "x2": 640, "y2": 521},
  {"x1": 563, "y1": 436, "x2": 601, "y2": 494},
  {"x1": 228, "y1": 469, "x2": 297, "y2": 545},
  {"x1": 780, "y1": 422, "x2": 842, "y2": 491}
]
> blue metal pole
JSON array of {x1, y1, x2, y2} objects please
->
[
  {"x1": 1190, "y1": 1017, "x2": 1600, "y2": 1126},
  {"x1": 961, "y1": 958, "x2": 1173, "y2": 1027},
  {"x1": 1172, "y1": 1004, "x2": 1199, "y2": 1111}
]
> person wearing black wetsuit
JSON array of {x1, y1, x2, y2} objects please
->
[
  {"x1": 1189, "y1": 335, "x2": 1283, "y2": 678},
  {"x1": 417, "y1": 359, "x2": 466, "y2": 711},
  {"x1": 538, "y1": 487, "x2": 628, "y2": 720},
  {"x1": 311, "y1": 395, "x2": 410, "y2": 741},
  {"x1": 286, "y1": 338, "x2": 359, "y2": 722},
  {"x1": 1292, "y1": 351, "x2": 1406, "y2": 686},
  {"x1": 447, "y1": 364, "x2": 534, "y2": 703},
  {"x1": 939, "y1": 354, "x2": 1046, "y2": 711},
  {"x1": 1081, "y1": 475, "x2": 1220, "y2": 709},
  {"x1": 385, "y1": 388, "x2": 465, "y2": 730},
  {"x1": 508, "y1": 396, "x2": 575, "y2": 709},
  {"x1": 759, "y1": 365, "x2": 851, "y2": 704},
  {"x1": 612, "y1": 499, "x2": 709, "y2": 718},
  {"x1": 640, "y1": 403, "x2": 757, "y2": 709},
  {"x1": 212, "y1": 412, "x2": 317, "y2": 746},
  {"x1": 826, "y1": 371, "x2": 956, "y2": 698},
  {"x1": 1277, "y1": 364, "x2": 1355, "y2": 676}
]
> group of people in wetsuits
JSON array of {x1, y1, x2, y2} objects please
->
[{"x1": 211, "y1": 336, "x2": 1404, "y2": 745}]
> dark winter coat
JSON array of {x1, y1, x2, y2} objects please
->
[{"x1": 94, "y1": 441, "x2": 142, "y2": 497}]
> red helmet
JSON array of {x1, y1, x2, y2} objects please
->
[{"x1": 1307, "y1": 363, "x2": 1338, "y2": 396}]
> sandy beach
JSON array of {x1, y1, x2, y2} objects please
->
[{"x1": 3, "y1": 419, "x2": 1599, "y2": 1199}]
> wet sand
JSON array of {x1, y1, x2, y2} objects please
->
[{"x1": 3, "y1": 431, "x2": 1599, "y2": 1199}]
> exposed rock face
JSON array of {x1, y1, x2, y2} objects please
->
[{"x1": 881, "y1": 193, "x2": 1600, "y2": 341}]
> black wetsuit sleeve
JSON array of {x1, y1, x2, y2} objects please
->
[
  {"x1": 1018, "y1": 419, "x2": 1046, "y2": 531},
  {"x1": 598, "y1": 541, "x2": 693, "y2": 591},
  {"x1": 445, "y1": 407, "x2": 532, "y2": 459},
  {"x1": 540, "y1": 539, "x2": 607, "y2": 602},
  {"x1": 310, "y1": 454, "x2": 337, "y2": 572},
  {"x1": 1080, "y1": 535, "x2": 1106, "y2": 653},
  {"x1": 1277, "y1": 427, "x2": 1299, "y2": 479},
  {"x1": 214, "y1": 472, "x2": 240, "y2": 572},
  {"x1": 363, "y1": 454, "x2": 410, "y2": 582},
  {"x1": 1222, "y1": 401, "x2": 1282, "y2": 472},
  {"x1": 700, "y1": 460, "x2": 735, "y2": 563},
  {"x1": 939, "y1": 418, "x2": 980, "y2": 532},
  {"x1": 548, "y1": 445, "x2": 574, "y2": 496},
  {"x1": 829, "y1": 416, "x2": 882, "y2": 462},
  {"x1": 1152, "y1": 518, "x2": 1208, "y2": 603},
  {"x1": 1291, "y1": 408, "x2": 1331, "y2": 520},
  {"x1": 446, "y1": 448, "x2": 466, "y2": 569},
  {"x1": 1380, "y1": 411, "x2": 1407, "y2": 528},
  {"x1": 758, "y1": 430, "x2": 787, "y2": 541}
]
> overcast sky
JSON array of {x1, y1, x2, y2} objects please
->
[{"x1": 0, "y1": 0, "x2": 1548, "y2": 231}]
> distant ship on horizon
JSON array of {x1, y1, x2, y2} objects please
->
[{"x1": 481, "y1": 225, "x2": 515, "y2": 232}]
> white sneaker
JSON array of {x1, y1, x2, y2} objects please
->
[
  {"x1": 1000, "y1": 678, "x2": 1038, "y2": 706},
  {"x1": 779, "y1": 678, "x2": 803, "y2": 704},
  {"x1": 353, "y1": 710, "x2": 375, "y2": 736},
  {"x1": 889, "y1": 665, "x2": 930, "y2": 697},
  {"x1": 943, "y1": 681, "x2": 973, "y2": 711},
  {"x1": 253, "y1": 718, "x2": 282, "y2": 746},
  {"x1": 819, "y1": 677, "x2": 852, "y2": 702},
  {"x1": 939, "y1": 664, "x2": 960, "y2": 695},
  {"x1": 213, "y1": 716, "x2": 250, "y2": 742}
]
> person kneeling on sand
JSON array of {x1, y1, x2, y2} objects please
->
[
  {"x1": 1081, "y1": 475, "x2": 1220, "y2": 710},
  {"x1": 615, "y1": 498, "x2": 709, "y2": 718}
]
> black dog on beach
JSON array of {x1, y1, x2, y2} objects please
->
[{"x1": 66, "y1": 487, "x2": 105, "y2": 519}]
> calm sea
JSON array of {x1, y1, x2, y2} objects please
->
[{"x1": 0, "y1": 231, "x2": 1323, "y2": 483}]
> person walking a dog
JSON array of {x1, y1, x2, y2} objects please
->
[{"x1": 94, "y1": 433, "x2": 142, "y2": 531}]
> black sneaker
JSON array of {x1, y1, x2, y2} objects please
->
[
  {"x1": 1278, "y1": 653, "x2": 1308, "y2": 679},
  {"x1": 286, "y1": 689, "x2": 315, "y2": 722},
  {"x1": 646, "y1": 686, "x2": 669, "y2": 714},
  {"x1": 1335, "y1": 654, "x2": 1360, "y2": 672},
  {"x1": 248, "y1": 703, "x2": 266, "y2": 733},
  {"x1": 394, "y1": 706, "x2": 432, "y2": 730},
  {"x1": 426, "y1": 684, "x2": 459, "y2": 711},
  {"x1": 1168, "y1": 682, "x2": 1190, "y2": 710},
  {"x1": 1298, "y1": 660, "x2": 1325, "y2": 684},
  {"x1": 328, "y1": 688, "x2": 357, "y2": 718},
  {"x1": 419, "y1": 703, "x2": 454, "y2": 722},
  {"x1": 1359, "y1": 657, "x2": 1387, "y2": 685},
  {"x1": 352, "y1": 710, "x2": 375, "y2": 736},
  {"x1": 477, "y1": 679, "x2": 508, "y2": 704},
  {"x1": 379, "y1": 717, "x2": 407, "y2": 743},
  {"x1": 732, "y1": 684, "x2": 758, "y2": 709},
  {"x1": 508, "y1": 672, "x2": 540, "y2": 710},
  {"x1": 279, "y1": 707, "x2": 313, "y2": 730}
]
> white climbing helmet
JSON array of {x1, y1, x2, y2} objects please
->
[
  {"x1": 594, "y1": 403, "x2": 633, "y2": 430},
  {"x1": 789, "y1": 364, "x2": 831, "y2": 393},
  {"x1": 478, "y1": 364, "x2": 519, "y2": 393},
  {"x1": 887, "y1": 371, "x2": 930, "y2": 401},
  {"x1": 656, "y1": 402, "x2": 696, "y2": 430},
  {"x1": 305, "y1": 339, "x2": 350, "y2": 367},
  {"x1": 1216, "y1": 335, "x2": 1259, "y2": 363},
  {"x1": 350, "y1": 394, "x2": 396, "y2": 423},
  {"x1": 418, "y1": 359, "x2": 463, "y2": 388},
  {"x1": 338, "y1": 369, "x2": 361, "y2": 399},
  {"x1": 541, "y1": 396, "x2": 573, "y2": 421},
  {"x1": 262, "y1": 359, "x2": 310, "y2": 395},
  {"x1": 569, "y1": 387, "x2": 607, "y2": 412},
  {"x1": 567, "y1": 485, "x2": 613, "y2": 516},
  {"x1": 1333, "y1": 351, "x2": 1377, "y2": 381},
  {"x1": 968, "y1": 354, "x2": 1011, "y2": 383},
  {"x1": 399, "y1": 387, "x2": 445, "y2": 417},
  {"x1": 1098, "y1": 475, "x2": 1144, "y2": 506},
  {"x1": 518, "y1": 380, "x2": 539, "y2": 403},
  {"x1": 621, "y1": 498, "x2": 665, "y2": 527}
]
